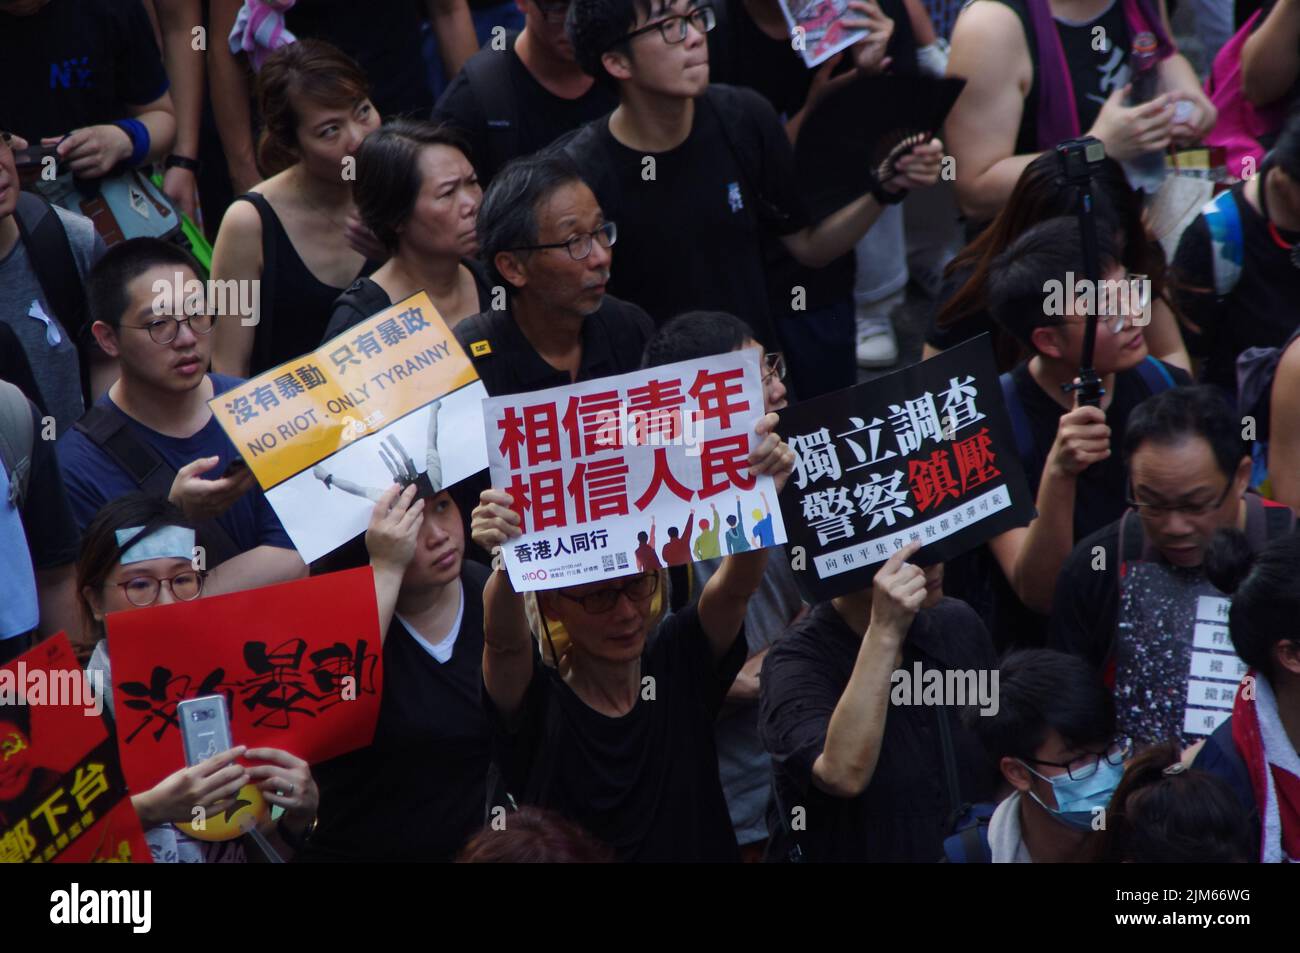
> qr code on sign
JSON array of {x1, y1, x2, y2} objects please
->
[
  {"x1": 616, "y1": 553, "x2": 629, "y2": 569},
  {"x1": 602, "y1": 555, "x2": 615, "y2": 571}
]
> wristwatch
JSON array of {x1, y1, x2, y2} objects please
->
[
  {"x1": 278, "y1": 814, "x2": 318, "y2": 851},
  {"x1": 164, "y1": 154, "x2": 200, "y2": 174}
]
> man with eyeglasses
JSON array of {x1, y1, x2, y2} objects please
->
[
  {"x1": 559, "y1": 0, "x2": 943, "y2": 350},
  {"x1": 1049, "y1": 386, "x2": 1295, "y2": 745},
  {"x1": 56, "y1": 238, "x2": 306, "y2": 597},
  {"x1": 455, "y1": 152, "x2": 654, "y2": 398},
  {"x1": 433, "y1": 0, "x2": 618, "y2": 184},
  {"x1": 969, "y1": 217, "x2": 1190, "y2": 651},
  {"x1": 954, "y1": 649, "x2": 1124, "y2": 863}
]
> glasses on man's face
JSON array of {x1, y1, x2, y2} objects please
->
[
  {"x1": 125, "y1": 312, "x2": 216, "y2": 345},
  {"x1": 1025, "y1": 736, "x2": 1132, "y2": 781},
  {"x1": 1126, "y1": 480, "x2": 1233, "y2": 521},
  {"x1": 534, "y1": 0, "x2": 570, "y2": 22},
  {"x1": 508, "y1": 221, "x2": 617, "y2": 262},
  {"x1": 622, "y1": 4, "x2": 716, "y2": 45},
  {"x1": 761, "y1": 351, "x2": 786, "y2": 384},
  {"x1": 116, "y1": 570, "x2": 206, "y2": 607},
  {"x1": 559, "y1": 572, "x2": 658, "y2": 614}
]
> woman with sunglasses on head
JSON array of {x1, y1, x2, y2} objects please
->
[
  {"x1": 470, "y1": 411, "x2": 797, "y2": 861},
  {"x1": 78, "y1": 493, "x2": 319, "y2": 863}
]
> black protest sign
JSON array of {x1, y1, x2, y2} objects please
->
[{"x1": 778, "y1": 334, "x2": 1035, "y2": 601}]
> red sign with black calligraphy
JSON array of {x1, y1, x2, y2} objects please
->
[
  {"x1": 106, "y1": 568, "x2": 382, "y2": 792},
  {"x1": 777, "y1": 334, "x2": 1035, "y2": 601},
  {"x1": 484, "y1": 349, "x2": 788, "y2": 590},
  {"x1": 1, "y1": 633, "x2": 151, "y2": 863}
]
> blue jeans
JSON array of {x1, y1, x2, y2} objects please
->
[
  {"x1": 424, "y1": 3, "x2": 529, "y2": 101},
  {"x1": 777, "y1": 297, "x2": 858, "y2": 401}
]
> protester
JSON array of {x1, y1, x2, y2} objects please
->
[
  {"x1": 77, "y1": 493, "x2": 319, "y2": 863},
  {"x1": 433, "y1": 0, "x2": 619, "y2": 185},
  {"x1": 1049, "y1": 387, "x2": 1294, "y2": 744},
  {"x1": 210, "y1": 40, "x2": 381, "y2": 377},
  {"x1": 561, "y1": 0, "x2": 944, "y2": 347},
  {"x1": 470, "y1": 411, "x2": 796, "y2": 861},
  {"x1": 642, "y1": 309, "x2": 803, "y2": 858},
  {"x1": 760, "y1": 541, "x2": 997, "y2": 862},
  {"x1": 455, "y1": 152, "x2": 654, "y2": 396},
  {"x1": 944, "y1": 0, "x2": 1215, "y2": 226},
  {"x1": 57, "y1": 239, "x2": 306, "y2": 595},
  {"x1": 954, "y1": 649, "x2": 1123, "y2": 862},
  {"x1": 1100, "y1": 740, "x2": 1254, "y2": 862},
  {"x1": 457, "y1": 805, "x2": 616, "y2": 861},
  {"x1": 323, "y1": 120, "x2": 491, "y2": 341},
  {"x1": 1241, "y1": 0, "x2": 1300, "y2": 111}
]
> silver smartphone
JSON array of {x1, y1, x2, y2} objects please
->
[{"x1": 177, "y1": 694, "x2": 234, "y2": 767}]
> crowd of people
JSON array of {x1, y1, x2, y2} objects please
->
[{"x1": 3, "y1": 0, "x2": 1300, "y2": 864}]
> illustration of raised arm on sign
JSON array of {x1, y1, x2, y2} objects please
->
[
  {"x1": 694, "y1": 503, "x2": 722, "y2": 560},
  {"x1": 661, "y1": 508, "x2": 696, "y2": 566},
  {"x1": 751, "y1": 490, "x2": 775, "y2": 549},
  {"x1": 312, "y1": 400, "x2": 444, "y2": 502},
  {"x1": 635, "y1": 517, "x2": 662, "y2": 572},
  {"x1": 724, "y1": 497, "x2": 750, "y2": 554}
]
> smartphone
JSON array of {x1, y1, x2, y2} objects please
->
[
  {"x1": 177, "y1": 694, "x2": 234, "y2": 767},
  {"x1": 220, "y1": 456, "x2": 249, "y2": 480},
  {"x1": 12, "y1": 144, "x2": 59, "y2": 171}
]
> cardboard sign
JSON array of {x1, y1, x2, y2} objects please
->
[
  {"x1": 1, "y1": 634, "x2": 151, "y2": 863},
  {"x1": 484, "y1": 349, "x2": 787, "y2": 591},
  {"x1": 778, "y1": 335, "x2": 1035, "y2": 601},
  {"x1": 106, "y1": 568, "x2": 382, "y2": 793},
  {"x1": 209, "y1": 291, "x2": 489, "y2": 562},
  {"x1": 779, "y1": 0, "x2": 869, "y2": 67}
]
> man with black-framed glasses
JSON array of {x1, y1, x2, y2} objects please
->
[
  {"x1": 1049, "y1": 386, "x2": 1296, "y2": 747},
  {"x1": 558, "y1": 0, "x2": 944, "y2": 350},
  {"x1": 56, "y1": 237, "x2": 305, "y2": 598},
  {"x1": 434, "y1": 0, "x2": 618, "y2": 184}
]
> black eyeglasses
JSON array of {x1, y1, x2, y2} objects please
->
[
  {"x1": 507, "y1": 221, "x2": 617, "y2": 261},
  {"x1": 1126, "y1": 480, "x2": 1233, "y2": 520},
  {"x1": 558, "y1": 572, "x2": 658, "y2": 614},
  {"x1": 762, "y1": 351, "x2": 786, "y2": 384},
  {"x1": 1023, "y1": 737, "x2": 1132, "y2": 781},
  {"x1": 116, "y1": 570, "x2": 207, "y2": 607},
  {"x1": 620, "y1": 5, "x2": 716, "y2": 45},
  {"x1": 124, "y1": 313, "x2": 216, "y2": 345}
]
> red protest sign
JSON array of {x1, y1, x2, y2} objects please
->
[
  {"x1": 105, "y1": 567, "x2": 383, "y2": 793},
  {"x1": 1, "y1": 633, "x2": 151, "y2": 863}
]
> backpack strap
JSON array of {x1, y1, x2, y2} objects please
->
[
  {"x1": 0, "y1": 381, "x2": 35, "y2": 510},
  {"x1": 14, "y1": 192, "x2": 87, "y2": 342},
  {"x1": 1136, "y1": 356, "x2": 1176, "y2": 395},
  {"x1": 935, "y1": 704, "x2": 971, "y2": 835},
  {"x1": 72, "y1": 405, "x2": 243, "y2": 566},
  {"x1": 463, "y1": 31, "x2": 521, "y2": 177},
  {"x1": 1201, "y1": 189, "x2": 1244, "y2": 299},
  {"x1": 942, "y1": 814, "x2": 993, "y2": 863},
  {"x1": 999, "y1": 370, "x2": 1039, "y2": 478}
]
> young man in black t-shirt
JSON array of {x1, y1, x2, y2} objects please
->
[
  {"x1": 559, "y1": 0, "x2": 943, "y2": 347},
  {"x1": 434, "y1": 0, "x2": 619, "y2": 185}
]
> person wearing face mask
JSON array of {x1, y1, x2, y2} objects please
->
[
  {"x1": 433, "y1": 0, "x2": 619, "y2": 186},
  {"x1": 641, "y1": 310, "x2": 803, "y2": 859},
  {"x1": 760, "y1": 541, "x2": 997, "y2": 862},
  {"x1": 1049, "y1": 386, "x2": 1296, "y2": 746},
  {"x1": 953, "y1": 649, "x2": 1125, "y2": 863},
  {"x1": 210, "y1": 40, "x2": 383, "y2": 378},
  {"x1": 322, "y1": 121, "x2": 492, "y2": 341}
]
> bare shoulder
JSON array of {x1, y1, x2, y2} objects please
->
[{"x1": 949, "y1": 0, "x2": 1032, "y2": 74}]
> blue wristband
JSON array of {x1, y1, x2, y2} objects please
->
[{"x1": 112, "y1": 118, "x2": 150, "y2": 168}]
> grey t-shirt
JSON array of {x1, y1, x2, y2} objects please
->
[
  {"x1": 693, "y1": 549, "x2": 804, "y2": 846},
  {"x1": 0, "y1": 205, "x2": 103, "y2": 434}
]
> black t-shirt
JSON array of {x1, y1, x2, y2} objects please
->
[
  {"x1": 300, "y1": 561, "x2": 492, "y2": 862},
  {"x1": 759, "y1": 598, "x2": 998, "y2": 862},
  {"x1": 433, "y1": 44, "x2": 618, "y2": 185},
  {"x1": 1173, "y1": 183, "x2": 1300, "y2": 396},
  {"x1": 286, "y1": 0, "x2": 432, "y2": 120},
  {"x1": 1048, "y1": 520, "x2": 1122, "y2": 672},
  {"x1": 452, "y1": 294, "x2": 654, "y2": 398},
  {"x1": 486, "y1": 604, "x2": 748, "y2": 862},
  {"x1": 562, "y1": 84, "x2": 810, "y2": 346},
  {"x1": 18, "y1": 400, "x2": 80, "y2": 572},
  {"x1": 0, "y1": 0, "x2": 170, "y2": 142},
  {"x1": 320, "y1": 260, "x2": 494, "y2": 344}
]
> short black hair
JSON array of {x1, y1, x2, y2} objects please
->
[
  {"x1": 354, "y1": 119, "x2": 473, "y2": 254},
  {"x1": 986, "y1": 216, "x2": 1120, "y2": 350},
  {"x1": 86, "y1": 238, "x2": 202, "y2": 329},
  {"x1": 642, "y1": 310, "x2": 756, "y2": 368},
  {"x1": 567, "y1": 0, "x2": 656, "y2": 89},
  {"x1": 1205, "y1": 530, "x2": 1300, "y2": 678},
  {"x1": 1270, "y1": 105, "x2": 1300, "y2": 181},
  {"x1": 1122, "y1": 385, "x2": 1248, "y2": 480},
  {"x1": 477, "y1": 152, "x2": 588, "y2": 293},
  {"x1": 969, "y1": 649, "x2": 1114, "y2": 763}
]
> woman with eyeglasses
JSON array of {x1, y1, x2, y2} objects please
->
[
  {"x1": 77, "y1": 493, "x2": 320, "y2": 863},
  {"x1": 470, "y1": 411, "x2": 796, "y2": 861}
]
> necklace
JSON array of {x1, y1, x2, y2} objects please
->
[{"x1": 1257, "y1": 168, "x2": 1300, "y2": 269}]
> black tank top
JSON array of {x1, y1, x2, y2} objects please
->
[{"x1": 236, "y1": 192, "x2": 377, "y2": 374}]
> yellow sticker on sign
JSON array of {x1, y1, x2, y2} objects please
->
[
  {"x1": 470, "y1": 340, "x2": 491, "y2": 357},
  {"x1": 209, "y1": 291, "x2": 480, "y2": 489}
]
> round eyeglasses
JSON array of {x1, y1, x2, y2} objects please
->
[
  {"x1": 124, "y1": 313, "x2": 216, "y2": 345},
  {"x1": 116, "y1": 570, "x2": 207, "y2": 607}
]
